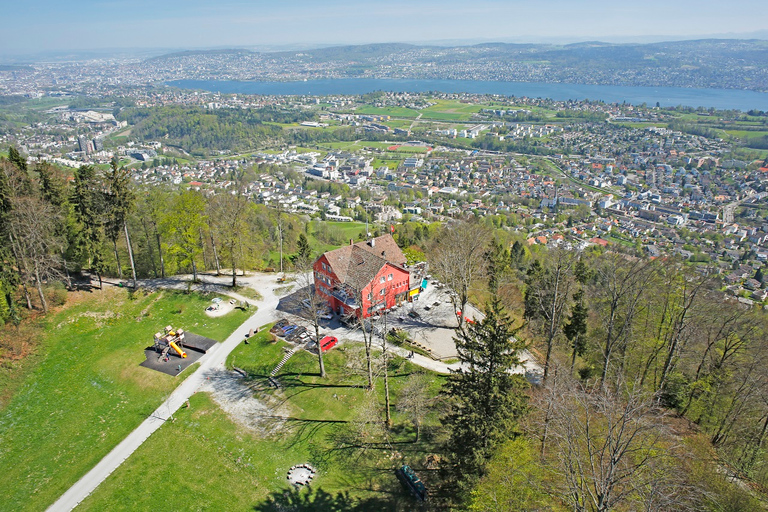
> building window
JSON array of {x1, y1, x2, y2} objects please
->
[
  {"x1": 388, "y1": 274, "x2": 393, "y2": 281},
  {"x1": 380, "y1": 276, "x2": 386, "y2": 283},
  {"x1": 380, "y1": 289, "x2": 385, "y2": 295},
  {"x1": 322, "y1": 262, "x2": 327, "y2": 271}
]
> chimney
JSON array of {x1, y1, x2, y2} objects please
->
[{"x1": 370, "y1": 238, "x2": 375, "y2": 248}]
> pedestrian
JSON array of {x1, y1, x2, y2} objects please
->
[{"x1": 177, "y1": 364, "x2": 182, "y2": 372}]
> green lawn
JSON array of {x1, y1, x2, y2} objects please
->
[
  {"x1": 0, "y1": 287, "x2": 251, "y2": 512},
  {"x1": 77, "y1": 329, "x2": 446, "y2": 510},
  {"x1": 355, "y1": 106, "x2": 420, "y2": 118}
]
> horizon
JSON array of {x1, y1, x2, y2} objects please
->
[{"x1": 2, "y1": 0, "x2": 767, "y2": 59}]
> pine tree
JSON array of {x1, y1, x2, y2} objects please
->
[
  {"x1": 7, "y1": 146, "x2": 27, "y2": 173},
  {"x1": 71, "y1": 165, "x2": 105, "y2": 287},
  {"x1": 565, "y1": 288, "x2": 588, "y2": 371},
  {"x1": 296, "y1": 233, "x2": 311, "y2": 260},
  {"x1": 443, "y1": 297, "x2": 528, "y2": 494}
]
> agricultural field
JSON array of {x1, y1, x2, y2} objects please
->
[
  {"x1": 355, "y1": 105, "x2": 420, "y2": 118},
  {"x1": 77, "y1": 329, "x2": 446, "y2": 510},
  {"x1": 420, "y1": 100, "x2": 482, "y2": 121},
  {"x1": 0, "y1": 287, "x2": 250, "y2": 512}
]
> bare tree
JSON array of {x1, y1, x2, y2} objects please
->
[
  {"x1": 397, "y1": 372, "x2": 432, "y2": 442},
  {"x1": 592, "y1": 254, "x2": 656, "y2": 385},
  {"x1": 208, "y1": 189, "x2": 251, "y2": 287},
  {"x1": 292, "y1": 254, "x2": 327, "y2": 378},
  {"x1": 546, "y1": 378, "x2": 673, "y2": 512},
  {"x1": 429, "y1": 220, "x2": 490, "y2": 330},
  {"x1": 524, "y1": 248, "x2": 577, "y2": 382},
  {"x1": 8, "y1": 196, "x2": 63, "y2": 313}
]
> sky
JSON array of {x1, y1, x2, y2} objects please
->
[{"x1": 3, "y1": 0, "x2": 767, "y2": 56}]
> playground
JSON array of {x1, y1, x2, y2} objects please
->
[
  {"x1": 140, "y1": 326, "x2": 219, "y2": 376},
  {"x1": 76, "y1": 328, "x2": 447, "y2": 511}
]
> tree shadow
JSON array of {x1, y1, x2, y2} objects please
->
[{"x1": 254, "y1": 484, "x2": 425, "y2": 512}]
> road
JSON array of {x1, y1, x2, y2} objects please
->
[{"x1": 46, "y1": 273, "x2": 281, "y2": 512}]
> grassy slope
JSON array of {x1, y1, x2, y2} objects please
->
[
  {"x1": 0, "y1": 287, "x2": 249, "y2": 512},
  {"x1": 78, "y1": 329, "x2": 445, "y2": 511}
]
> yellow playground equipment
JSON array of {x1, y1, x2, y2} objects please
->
[{"x1": 153, "y1": 326, "x2": 187, "y2": 360}]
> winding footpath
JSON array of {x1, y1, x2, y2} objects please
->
[{"x1": 46, "y1": 274, "x2": 280, "y2": 512}]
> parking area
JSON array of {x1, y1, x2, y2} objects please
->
[{"x1": 275, "y1": 282, "x2": 481, "y2": 360}]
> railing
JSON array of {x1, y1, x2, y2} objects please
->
[{"x1": 331, "y1": 288, "x2": 358, "y2": 307}]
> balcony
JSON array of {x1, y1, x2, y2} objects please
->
[{"x1": 331, "y1": 287, "x2": 358, "y2": 308}]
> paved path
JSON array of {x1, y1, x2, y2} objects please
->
[
  {"x1": 47, "y1": 271, "x2": 541, "y2": 510},
  {"x1": 46, "y1": 274, "x2": 281, "y2": 512}
]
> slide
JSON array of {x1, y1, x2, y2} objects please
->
[{"x1": 169, "y1": 340, "x2": 187, "y2": 359}]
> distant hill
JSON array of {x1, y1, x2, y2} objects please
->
[
  {"x1": 146, "y1": 48, "x2": 256, "y2": 61},
  {"x1": 147, "y1": 39, "x2": 768, "y2": 92},
  {"x1": 0, "y1": 65, "x2": 33, "y2": 72}
]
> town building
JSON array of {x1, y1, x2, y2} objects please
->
[{"x1": 313, "y1": 235, "x2": 410, "y2": 319}]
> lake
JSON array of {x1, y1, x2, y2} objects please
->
[{"x1": 167, "y1": 78, "x2": 768, "y2": 111}]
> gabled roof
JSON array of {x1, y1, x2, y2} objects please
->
[{"x1": 321, "y1": 235, "x2": 407, "y2": 290}]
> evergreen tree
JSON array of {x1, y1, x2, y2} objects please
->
[
  {"x1": 70, "y1": 165, "x2": 105, "y2": 287},
  {"x1": 296, "y1": 233, "x2": 311, "y2": 260},
  {"x1": 565, "y1": 288, "x2": 588, "y2": 371},
  {"x1": 443, "y1": 297, "x2": 528, "y2": 495},
  {"x1": 105, "y1": 160, "x2": 137, "y2": 285},
  {"x1": 485, "y1": 238, "x2": 509, "y2": 294},
  {"x1": 509, "y1": 240, "x2": 526, "y2": 270},
  {"x1": 7, "y1": 146, "x2": 27, "y2": 173}
]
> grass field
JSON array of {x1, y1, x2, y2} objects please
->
[
  {"x1": 0, "y1": 287, "x2": 250, "y2": 512},
  {"x1": 77, "y1": 329, "x2": 446, "y2": 510},
  {"x1": 420, "y1": 100, "x2": 483, "y2": 121},
  {"x1": 355, "y1": 106, "x2": 420, "y2": 118}
]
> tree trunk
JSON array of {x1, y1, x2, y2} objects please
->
[
  {"x1": 113, "y1": 239, "x2": 123, "y2": 279},
  {"x1": 570, "y1": 335, "x2": 579, "y2": 373},
  {"x1": 22, "y1": 282, "x2": 32, "y2": 309},
  {"x1": 192, "y1": 259, "x2": 198, "y2": 283},
  {"x1": 210, "y1": 233, "x2": 221, "y2": 275},
  {"x1": 199, "y1": 228, "x2": 208, "y2": 272},
  {"x1": 62, "y1": 256, "x2": 72, "y2": 289},
  {"x1": 231, "y1": 243, "x2": 237, "y2": 288},
  {"x1": 142, "y1": 218, "x2": 158, "y2": 278},
  {"x1": 124, "y1": 221, "x2": 137, "y2": 288},
  {"x1": 383, "y1": 341, "x2": 391, "y2": 428},
  {"x1": 309, "y1": 321, "x2": 327, "y2": 378},
  {"x1": 153, "y1": 223, "x2": 165, "y2": 278},
  {"x1": 8, "y1": 232, "x2": 32, "y2": 309},
  {"x1": 33, "y1": 262, "x2": 48, "y2": 314},
  {"x1": 363, "y1": 319, "x2": 374, "y2": 390}
]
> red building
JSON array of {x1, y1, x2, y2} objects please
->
[{"x1": 313, "y1": 235, "x2": 411, "y2": 319}]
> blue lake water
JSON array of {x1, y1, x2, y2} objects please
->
[{"x1": 167, "y1": 78, "x2": 768, "y2": 111}]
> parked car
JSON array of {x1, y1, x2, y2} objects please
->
[
  {"x1": 269, "y1": 319, "x2": 289, "y2": 334},
  {"x1": 286, "y1": 327, "x2": 307, "y2": 342},
  {"x1": 281, "y1": 325, "x2": 299, "y2": 337},
  {"x1": 319, "y1": 335, "x2": 338, "y2": 352}
]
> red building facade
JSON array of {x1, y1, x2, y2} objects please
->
[{"x1": 313, "y1": 235, "x2": 410, "y2": 319}]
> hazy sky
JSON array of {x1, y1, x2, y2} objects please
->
[{"x1": 3, "y1": 0, "x2": 767, "y2": 55}]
